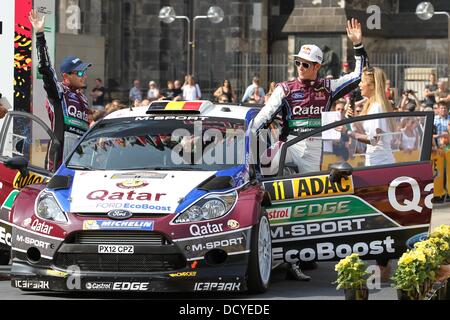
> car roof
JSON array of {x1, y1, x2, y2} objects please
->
[{"x1": 103, "y1": 100, "x2": 258, "y2": 121}]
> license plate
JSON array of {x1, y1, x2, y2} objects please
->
[{"x1": 98, "y1": 245, "x2": 134, "y2": 254}]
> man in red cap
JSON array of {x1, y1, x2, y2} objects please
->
[{"x1": 29, "y1": 9, "x2": 92, "y2": 163}]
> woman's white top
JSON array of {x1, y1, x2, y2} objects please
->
[
  {"x1": 183, "y1": 84, "x2": 201, "y2": 101},
  {"x1": 401, "y1": 129, "x2": 417, "y2": 150},
  {"x1": 362, "y1": 102, "x2": 395, "y2": 166}
]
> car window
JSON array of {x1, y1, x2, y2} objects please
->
[
  {"x1": 0, "y1": 113, "x2": 56, "y2": 171},
  {"x1": 260, "y1": 112, "x2": 432, "y2": 177},
  {"x1": 66, "y1": 117, "x2": 246, "y2": 171}
]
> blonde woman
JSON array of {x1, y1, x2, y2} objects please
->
[{"x1": 345, "y1": 67, "x2": 395, "y2": 166}]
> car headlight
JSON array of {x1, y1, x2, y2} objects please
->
[
  {"x1": 173, "y1": 191, "x2": 237, "y2": 224},
  {"x1": 36, "y1": 192, "x2": 68, "y2": 223}
]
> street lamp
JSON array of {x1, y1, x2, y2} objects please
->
[
  {"x1": 416, "y1": 2, "x2": 450, "y2": 80},
  {"x1": 159, "y1": 6, "x2": 191, "y2": 76},
  {"x1": 159, "y1": 6, "x2": 224, "y2": 77}
]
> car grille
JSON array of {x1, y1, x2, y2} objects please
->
[
  {"x1": 54, "y1": 253, "x2": 186, "y2": 272},
  {"x1": 54, "y1": 231, "x2": 186, "y2": 272},
  {"x1": 72, "y1": 231, "x2": 169, "y2": 245}
]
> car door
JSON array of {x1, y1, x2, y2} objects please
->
[
  {"x1": 261, "y1": 111, "x2": 434, "y2": 265},
  {"x1": 0, "y1": 111, "x2": 60, "y2": 261}
]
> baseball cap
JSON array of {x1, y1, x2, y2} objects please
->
[
  {"x1": 60, "y1": 55, "x2": 92, "y2": 74},
  {"x1": 293, "y1": 45, "x2": 323, "y2": 64}
]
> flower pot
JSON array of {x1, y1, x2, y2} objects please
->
[
  {"x1": 344, "y1": 288, "x2": 369, "y2": 300},
  {"x1": 397, "y1": 289, "x2": 416, "y2": 300}
]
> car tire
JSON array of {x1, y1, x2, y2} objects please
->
[
  {"x1": 247, "y1": 211, "x2": 272, "y2": 294},
  {"x1": 0, "y1": 251, "x2": 10, "y2": 265}
]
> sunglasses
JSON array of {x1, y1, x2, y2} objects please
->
[
  {"x1": 72, "y1": 70, "x2": 87, "y2": 77},
  {"x1": 294, "y1": 60, "x2": 313, "y2": 69}
]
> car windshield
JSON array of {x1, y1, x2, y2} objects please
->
[{"x1": 66, "y1": 116, "x2": 247, "y2": 171}]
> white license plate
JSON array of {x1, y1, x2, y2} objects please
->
[{"x1": 98, "y1": 245, "x2": 134, "y2": 254}]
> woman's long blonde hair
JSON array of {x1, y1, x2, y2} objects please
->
[{"x1": 361, "y1": 67, "x2": 395, "y2": 130}]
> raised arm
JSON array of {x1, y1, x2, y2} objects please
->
[
  {"x1": 29, "y1": 10, "x2": 62, "y2": 102},
  {"x1": 330, "y1": 19, "x2": 367, "y2": 102}
]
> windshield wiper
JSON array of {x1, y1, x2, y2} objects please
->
[
  {"x1": 117, "y1": 166, "x2": 205, "y2": 171},
  {"x1": 66, "y1": 164, "x2": 95, "y2": 171}
]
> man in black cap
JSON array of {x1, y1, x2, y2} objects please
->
[{"x1": 29, "y1": 9, "x2": 92, "y2": 162}]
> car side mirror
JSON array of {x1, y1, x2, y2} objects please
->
[
  {"x1": 4, "y1": 156, "x2": 29, "y2": 177},
  {"x1": 329, "y1": 162, "x2": 353, "y2": 184}
]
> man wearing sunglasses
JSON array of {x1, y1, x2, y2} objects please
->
[
  {"x1": 29, "y1": 10, "x2": 92, "y2": 163},
  {"x1": 252, "y1": 18, "x2": 367, "y2": 281}
]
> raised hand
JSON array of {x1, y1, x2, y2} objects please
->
[
  {"x1": 28, "y1": 9, "x2": 46, "y2": 33},
  {"x1": 346, "y1": 18, "x2": 362, "y2": 45}
]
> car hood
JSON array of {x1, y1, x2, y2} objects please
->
[{"x1": 68, "y1": 170, "x2": 217, "y2": 214}]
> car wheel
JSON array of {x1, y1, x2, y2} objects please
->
[
  {"x1": 247, "y1": 211, "x2": 272, "y2": 293},
  {"x1": 0, "y1": 251, "x2": 10, "y2": 265}
]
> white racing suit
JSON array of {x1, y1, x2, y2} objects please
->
[{"x1": 252, "y1": 43, "x2": 368, "y2": 175}]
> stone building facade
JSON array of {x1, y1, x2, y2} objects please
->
[{"x1": 55, "y1": 0, "x2": 450, "y2": 100}]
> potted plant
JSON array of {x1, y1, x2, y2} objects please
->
[
  {"x1": 392, "y1": 238, "x2": 441, "y2": 300},
  {"x1": 429, "y1": 225, "x2": 450, "y2": 299},
  {"x1": 334, "y1": 253, "x2": 369, "y2": 300}
]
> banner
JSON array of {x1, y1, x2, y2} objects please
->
[
  {"x1": 14, "y1": 0, "x2": 33, "y2": 113},
  {"x1": 445, "y1": 149, "x2": 450, "y2": 196},
  {"x1": 32, "y1": 0, "x2": 55, "y2": 127},
  {"x1": 0, "y1": 0, "x2": 15, "y2": 128},
  {"x1": 431, "y1": 149, "x2": 446, "y2": 197}
]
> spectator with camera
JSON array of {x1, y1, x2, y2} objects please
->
[{"x1": 398, "y1": 89, "x2": 420, "y2": 112}]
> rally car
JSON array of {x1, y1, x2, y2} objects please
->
[{"x1": 0, "y1": 100, "x2": 435, "y2": 293}]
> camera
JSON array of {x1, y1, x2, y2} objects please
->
[{"x1": 402, "y1": 89, "x2": 416, "y2": 95}]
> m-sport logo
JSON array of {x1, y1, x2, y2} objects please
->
[{"x1": 107, "y1": 209, "x2": 133, "y2": 220}]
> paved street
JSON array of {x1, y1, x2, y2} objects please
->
[{"x1": 0, "y1": 205, "x2": 448, "y2": 300}]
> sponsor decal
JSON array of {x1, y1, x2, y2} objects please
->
[
  {"x1": 86, "y1": 190, "x2": 166, "y2": 202},
  {"x1": 189, "y1": 222, "x2": 223, "y2": 236},
  {"x1": 0, "y1": 225, "x2": 12, "y2": 246},
  {"x1": 67, "y1": 105, "x2": 89, "y2": 122},
  {"x1": 266, "y1": 196, "x2": 380, "y2": 223},
  {"x1": 267, "y1": 207, "x2": 291, "y2": 221},
  {"x1": 291, "y1": 91, "x2": 305, "y2": 100},
  {"x1": 227, "y1": 219, "x2": 240, "y2": 229},
  {"x1": 194, "y1": 282, "x2": 241, "y2": 291},
  {"x1": 23, "y1": 218, "x2": 32, "y2": 227},
  {"x1": 15, "y1": 280, "x2": 49, "y2": 290},
  {"x1": 271, "y1": 218, "x2": 366, "y2": 240},
  {"x1": 406, "y1": 232, "x2": 429, "y2": 249},
  {"x1": 116, "y1": 179, "x2": 149, "y2": 189},
  {"x1": 98, "y1": 244, "x2": 134, "y2": 254},
  {"x1": 190, "y1": 237, "x2": 244, "y2": 252},
  {"x1": 1, "y1": 190, "x2": 19, "y2": 210},
  {"x1": 112, "y1": 282, "x2": 149, "y2": 291},
  {"x1": 388, "y1": 177, "x2": 433, "y2": 213},
  {"x1": 30, "y1": 219, "x2": 54, "y2": 235},
  {"x1": 273, "y1": 236, "x2": 396, "y2": 263},
  {"x1": 83, "y1": 220, "x2": 154, "y2": 231},
  {"x1": 264, "y1": 175, "x2": 353, "y2": 201},
  {"x1": 169, "y1": 271, "x2": 197, "y2": 277},
  {"x1": 46, "y1": 270, "x2": 68, "y2": 278},
  {"x1": 135, "y1": 115, "x2": 208, "y2": 121},
  {"x1": 95, "y1": 202, "x2": 171, "y2": 211},
  {"x1": 13, "y1": 172, "x2": 47, "y2": 189},
  {"x1": 16, "y1": 234, "x2": 54, "y2": 249},
  {"x1": 111, "y1": 172, "x2": 167, "y2": 180},
  {"x1": 189, "y1": 223, "x2": 224, "y2": 236},
  {"x1": 292, "y1": 105, "x2": 325, "y2": 116},
  {"x1": 107, "y1": 209, "x2": 133, "y2": 220}
]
